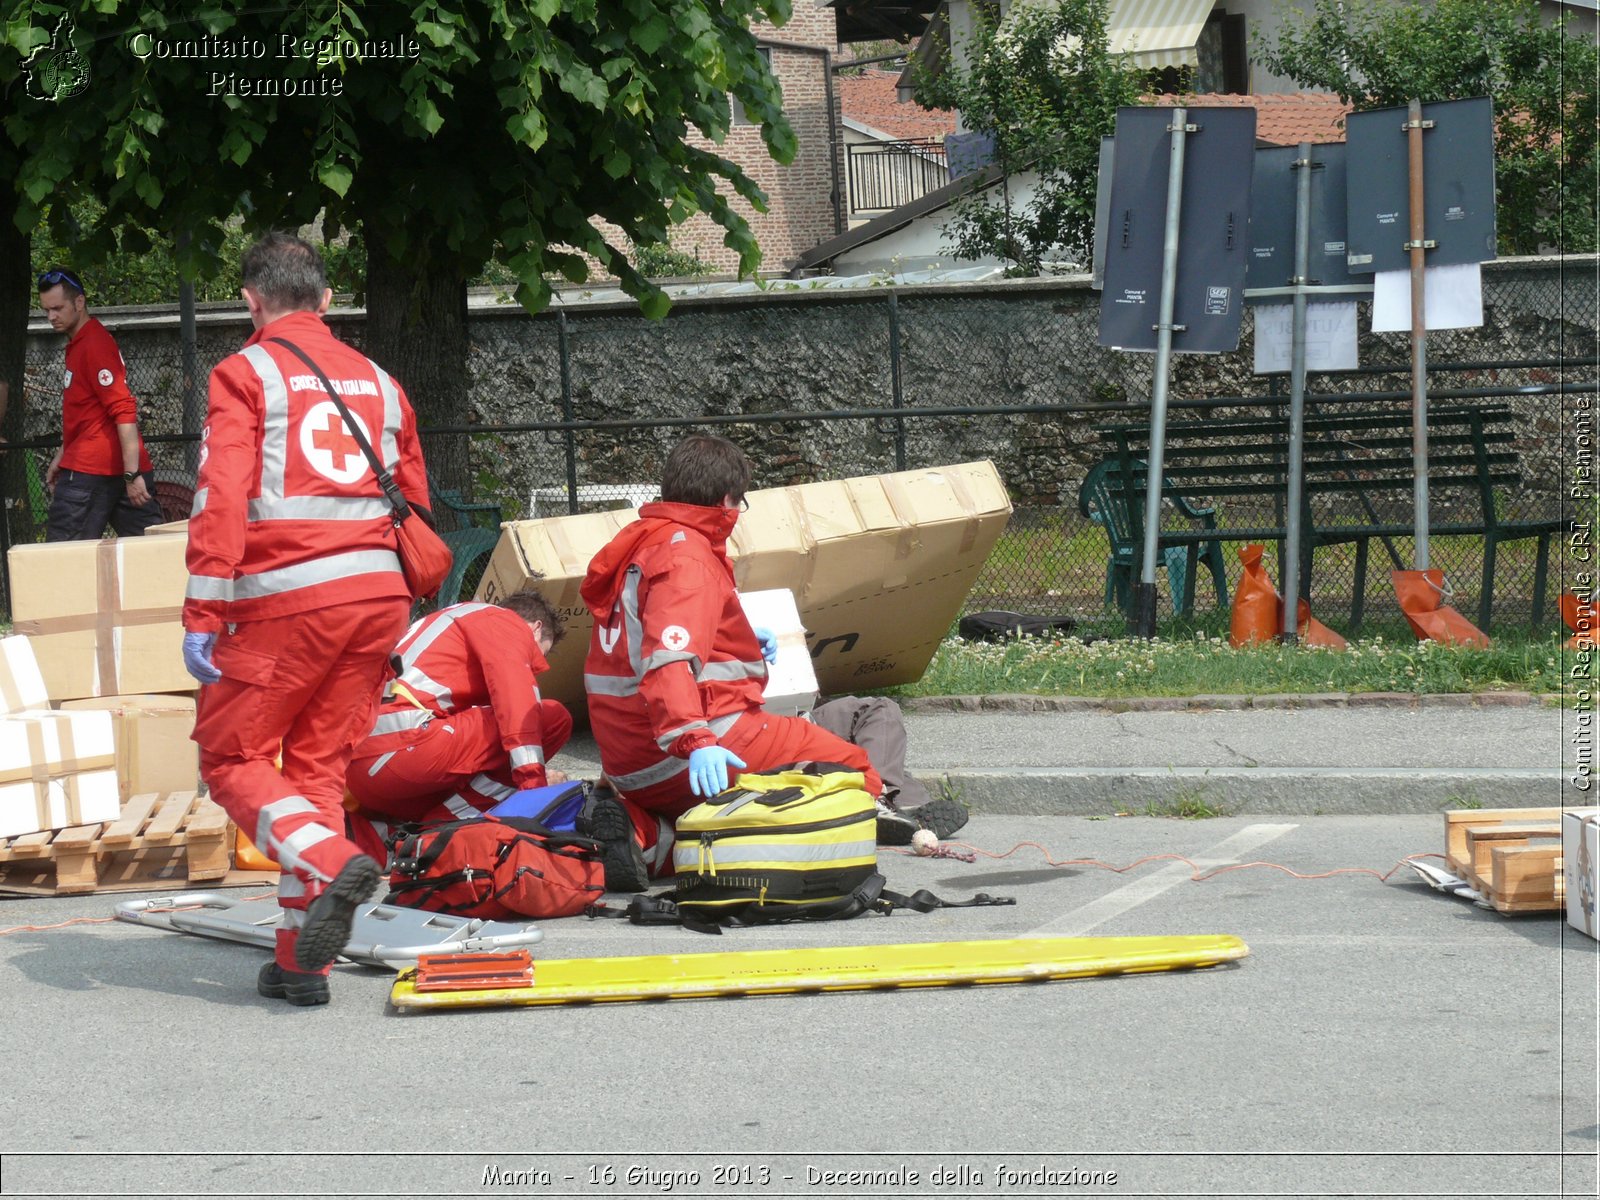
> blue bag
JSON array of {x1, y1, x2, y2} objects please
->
[{"x1": 486, "y1": 780, "x2": 589, "y2": 832}]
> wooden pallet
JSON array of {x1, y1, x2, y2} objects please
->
[
  {"x1": 0, "y1": 791, "x2": 233, "y2": 896},
  {"x1": 1443, "y1": 807, "x2": 1566, "y2": 914}
]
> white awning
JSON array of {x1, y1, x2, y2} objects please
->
[{"x1": 1105, "y1": 0, "x2": 1216, "y2": 69}]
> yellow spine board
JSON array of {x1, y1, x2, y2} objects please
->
[{"x1": 389, "y1": 935, "x2": 1249, "y2": 1011}]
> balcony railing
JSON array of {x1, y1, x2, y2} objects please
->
[{"x1": 847, "y1": 138, "x2": 950, "y2": 216}]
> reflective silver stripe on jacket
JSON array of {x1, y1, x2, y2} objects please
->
[
  {"x1": 366, "y1": 752, "x2": 398, "y2": 777},
  {"x1": 584, "y1": 672, "x2": 639, "y2": 698},
  {"x1": 698, "y1": 659, "x2": 766, "y2": 683},
  {"x1": 392, "y1": 602, "x2": 492, "y2": 708},
  {"x1": 233, "y1": 548, "x2": 402, "y2": 600},
  {"x1": 673, "y1": 837, "x2": 877, "y2": 871},
  {"x1": 242, "y1": 345, "x2": 291, "y2": 502},
  {"x1": 655, "y1": 719, "x2": 710, "y2": 752},
  {"x1": 370, "y1": 361, "x2": 402, "y2": 470},
  {"x1": 248, "y1": 495, "x2": 393, "y2": 522},
  {"x1": 470, "y1": 774, "x2": 515, "y2": 802},
  {"x1": 185, "y1": 574, "x2": 234, "y2": 603},
  {"x1": 369, "y1": 708, "x2": 433, "y2": 737},
  {"x1": 190, "y1": 486, "x2": 208, "y2": 516},
  {"x1": 509, "y1": 745, "x2": 545, "y2": 769},
  {"x1": 641, "y1": 648, "x2": 702, "y2": 675}
]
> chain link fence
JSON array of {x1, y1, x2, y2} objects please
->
[{"x1": 5, "y1": 259, "x2": 1594, "y2": 635}]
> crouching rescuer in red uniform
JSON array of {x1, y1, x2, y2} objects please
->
[
  {"x1": 579, "y1": 434, "x2": 882, "y2": 891},
  {"x1": 343, "y1": 594, "x2": 572, "y2": 862},
  {"x1": 182, "y1": 233, "x2": 430, "y2": 1006}
]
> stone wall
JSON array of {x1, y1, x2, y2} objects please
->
[{"x1": 20, "y1": 257, "x2": 1594, "y2": 526}]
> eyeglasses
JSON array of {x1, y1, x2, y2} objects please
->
[{"x1": 37, "y1": 269, "x2": 84, "y2": 294}]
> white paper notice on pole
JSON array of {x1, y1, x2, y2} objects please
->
[
  {"x1": 1371, "y1": 262, "x2": 1484, "y2": 332},
  {"x1": 1252, "y1": 302, "x2": 1360, "y2": 374}
]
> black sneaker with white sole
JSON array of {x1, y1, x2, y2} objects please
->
[
  {"x1": 577, "y1": 791, "x2": 651, "y2": 893},
  {"x1": 874, "y1": 797, "x2": 920, "y2": 846},
  {"x1": 257, "y1": 961, "x2": 331, "y2": 1006},
  {"x1": 294, "y1": 855, "x2": 380, "y2": 972},
  {"x1": 906, "y1": 794, "x2": 969, "y2": 840}
]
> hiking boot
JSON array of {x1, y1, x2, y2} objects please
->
[
  {"x1": 257, "y1": 961, "x2": 330, "y2": 1007},
  {"x1": 874, "y1": 796, "x2": 920, "y2": 846},
  {"x1": 294, "y1": 855, "x2": 380, "y2": 972},
  {"x1": 907, "y1": 794, "x2": 969, "y2": 841},
  {"x1": 577, "y1": 791, "x2": 651, "y2": 893}
]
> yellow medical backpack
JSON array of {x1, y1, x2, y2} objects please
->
[{"x1": 672, "y1": 767, "x2": 879, "y2": 922}]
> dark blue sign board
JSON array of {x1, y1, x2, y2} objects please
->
[
  {"x1": 1343, "y1": 96, "x2": 1496, "y2": 274},
  {"x1": 1245, "y1": 142, "x2": 1354, "y2": 298},
  {"x1": 1097, "y1": 106, "x2": 1257, "y2": 353}
]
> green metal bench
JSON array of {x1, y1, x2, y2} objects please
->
[
  {"x1": 425, "y1": 472, "x2": 504, "y2": 608},
  {"x1": 1095, "y1": 404, "x2": 1561, "y2": 630}
]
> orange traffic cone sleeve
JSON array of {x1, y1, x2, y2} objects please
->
[
  {"x1": 1392, "y1": 569, "x2": 1489, "y2": 648},
  {"x1": 1231, "y1": 544, "x2": 1347, "y2": 648},
  {"x1": 1560, "y1": 592, "x2": 1597, "y2": 647},
  {"x1": 1230, "y1": 544, "x2": 1280, "y2": 647},
  {"x1": 234, "y1": 827, "x2": 278, "y2": 871},
  {"x1": 1294, "y1": 597, "x2": 1348, "y2": 649}
]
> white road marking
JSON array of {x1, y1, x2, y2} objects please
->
[{"x1": 1031, "y1": 822, "x2": 1300, "y2": 936}]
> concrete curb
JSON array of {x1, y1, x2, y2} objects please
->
[
  {"x1": 898, "y1": 691, "x2": 1557, "y2": 714},
  {"x1": 915, "y1": 766, "x2": 1567, "y2": 817}
]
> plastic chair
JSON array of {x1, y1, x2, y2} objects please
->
[
  {"x1": 435, "y1": 526, "x2": 501, "y2": 608},
  {"x1": 1078, "y1": 458, "x2": 1229, "y2": 616}
]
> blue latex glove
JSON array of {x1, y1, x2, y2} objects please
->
[
  {"x1": 182, "y1": 631, "x2": 221, "y2": 685},
  {"x1": 752, "y1": 626, "x2": 778, "y2": 663},
  {"x1": 688, "y1": 746, "x2": 747, "y2": 797}
]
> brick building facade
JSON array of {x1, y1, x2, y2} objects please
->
[{"x1": 639, "y1": 4, "x2": 845, "y2": 276}]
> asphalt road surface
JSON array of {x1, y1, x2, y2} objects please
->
[{"x1": 1, "y1": 813, "x2": 1594, "y2": 1199}]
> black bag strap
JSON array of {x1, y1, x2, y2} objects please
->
[
  {"x1": 267, "y1": 337, "x2": 415, "y2": 523},
  {"x1": 583, "y1": 875, "x2": 1013, "y2": 933}
]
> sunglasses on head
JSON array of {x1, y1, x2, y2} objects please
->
[{"x1": 38, "y1": 269, "x2": 84, "y2": 294}]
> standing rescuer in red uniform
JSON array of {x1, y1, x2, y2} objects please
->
[
  {"x1": 36, "y1": 267, "x2": 165, "y2": 540},
  {"x1": 181, "y1": 232, "x2": 431, "y2": 1007},
  {"x1": 579, "y1": 434, "x2": 882, "y2": 890},
  {"x1": 342, "y1": 594, "x2": 573, "y2": 862}
]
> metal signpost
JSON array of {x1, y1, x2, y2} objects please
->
[
  {"x1": 1098, "y1": 105, "x2": 1256, "y2": 637},
  {"x1": 1344, "y1": 96, "x2": 1496, "y2": 569},
  {"x1": 1244, "y1": 141, "x2": 1369, "y2": 641}
]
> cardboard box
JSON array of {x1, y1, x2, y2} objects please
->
[
  {"x1": 146, "y1": 520, "x2": 189, "y2": 536},
  {"x1": 58, "y1": 693, "x2": 199, "y2": 802},
  {"x1": 0, "y1": 709, "x2": 120, "y2": 838},
  {"x1": 477, "y1": 460, "x2": 1012, "y2": 712},
  {"x1": 1564, "y1": 808, "x2": 1599, "y2": 940},
  {"x1": 739, "y1": 588, "x2": 819, "y2": 717},
  {"x1": 0, "y1": 635, "x2": 50, "y2": 715},
  {"x1": 8, "y1": 536, "x2": 196, "y2": 701}
]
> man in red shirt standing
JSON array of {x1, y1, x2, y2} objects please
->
[
  {"x1": 182, "y1": 233, "x2": 431, "y2": 1006},
  {"x1": 36, "y1": 267, "x2": 165, "y2": 540},
  {"x1": 343, "y1": 593, "x2": 573, "y2": 861},
  {"x1": 580, "y1": 434, "x2": 882, "y2": 890}
]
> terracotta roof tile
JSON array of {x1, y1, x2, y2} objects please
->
[
  {"x1": 837, "y1": 68, "x2": 958, "y2": 142},
  {"x1": 1146, "y1": 92, "x2": 1352, "y2": 146}
]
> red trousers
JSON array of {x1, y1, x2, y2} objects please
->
[
  {"x1": 612, "y1": 710, "x2": 882, "y2": 872},
  {"x1": 194, "y1": 597, "x2": 411, "y2": 972},
  {"x1": 345, "y1": 701, "x2": 573, "y2": 821}
]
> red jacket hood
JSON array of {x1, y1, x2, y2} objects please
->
[{"x1": 580, "y1": 501, "x2": 739, "y2": 623}]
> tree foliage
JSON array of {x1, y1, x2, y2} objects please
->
[
  {"x1": 1259, "y1": 0, "x2": 1597, "y2": 254},
  {"x1": 4, "y1": 0, "x2": 797, "y2": 314},
  {"x1": 914, "y1": 0, "x2": 1141, "y2": 273}
]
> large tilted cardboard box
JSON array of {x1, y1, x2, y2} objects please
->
[
  {"x1": 0, "y1": 635, "x2": 51, "y2": 715},
  {"x1": 8, "y1": 536, "x2": 196, "y2": 701},
  {"x1": 58, "y1": 694, "x2": 199, "y2": 803},
  {"x1": 1564, "y1": 808, "x2": 1599, "y2": 941},
  {"x1": 0, "y1": 709, "x2": 120, "y2": 839},
  {"x1": 477, "y1": 460, "x2": 1012, "y2": 713}
]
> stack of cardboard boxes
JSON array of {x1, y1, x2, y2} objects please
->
[{"x1": 1, "y1": 538, "x2": 199, "y2": 843}]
